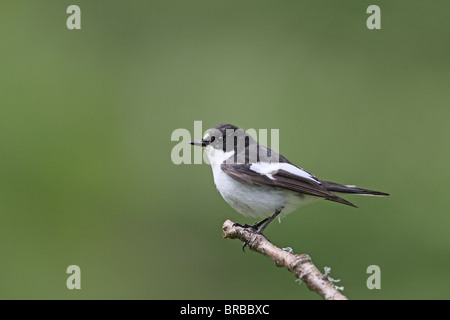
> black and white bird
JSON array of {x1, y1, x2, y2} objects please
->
[{"x1": 190, "y1": 123, "x2": 388, "y2": 248}]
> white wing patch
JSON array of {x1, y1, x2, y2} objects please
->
[
  {"x1": 249, "y1": 163, "x2": 276, "y2": 180},
  {"x1": 250, "y1": 162, "x2": 320, "y2": 183}
]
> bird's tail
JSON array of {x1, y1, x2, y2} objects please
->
[{"x1": 321, "y1": 180, "x2": 389, "y2": 196}]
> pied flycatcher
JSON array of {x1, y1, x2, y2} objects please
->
[{"x1": 190, "y1": 124, "x2": 388, "y2": 248}]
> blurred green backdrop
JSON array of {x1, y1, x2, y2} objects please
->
[{"x1": 0, "y1": 0, "x2": 449, "y2": 299}]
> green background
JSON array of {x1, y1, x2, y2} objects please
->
[{"x1": 0, "y1": 1, "x2": 449, "y2": 299}]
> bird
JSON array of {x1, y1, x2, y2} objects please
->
[{"x1": 190, "y1": 123, "x2": 389, "y2": 249}]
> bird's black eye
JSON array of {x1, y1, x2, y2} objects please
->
[{"x1": 210, "y1": 136, "x2": 215, "y2": 143}]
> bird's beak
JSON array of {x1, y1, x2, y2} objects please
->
[{"x1": 190, "y1": 140, "x2": 207, "y2": 147}]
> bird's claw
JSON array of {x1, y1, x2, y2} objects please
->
[
  {"x1": 232, "y1": 222, "x2": 256, "y2": 230},
  {"x1": 238, "y1": 227, "x2": 271, "y2": 253}
]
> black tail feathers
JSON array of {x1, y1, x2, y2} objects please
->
[{"x1": 321, "y1": 180, "x2": 389, "y2": 197}]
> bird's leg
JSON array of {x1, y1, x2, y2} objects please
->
[
  {"x1": 255, "y1": 208, "x2": 282, "y2": 235},
  {"x1": 241, "y1": 208, "x2": 283, "y2": 252}
]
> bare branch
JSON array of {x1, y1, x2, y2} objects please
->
[{"x1": 222, "y1": 220, "x2": 348, "y2": 300}]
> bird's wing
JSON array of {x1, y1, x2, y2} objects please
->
[{"x1": 220, "y1": 162, "x2": 357, "y2": 207}]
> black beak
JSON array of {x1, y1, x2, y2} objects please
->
[{"x1": 190, "y1": 140, "x2": 207, "y2": 147}]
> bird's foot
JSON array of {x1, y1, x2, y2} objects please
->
[
  {"x1": 241, "y1": 228, "x2": 271, "y2": 253},
  {"x1": 233, "y1": 210, "x2": 281, "y2": 253},
  {"x1": 232, "y1": 222, "x2": 257, "y2": 230},
  {"x1": 233, "y1": 218, "x2": 271, "y2": 252},
  {"x1": 233, "y1": 217, "x2": 268, "y2": 231}
]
